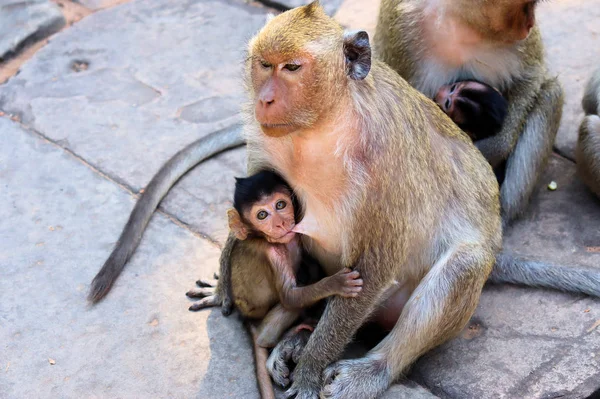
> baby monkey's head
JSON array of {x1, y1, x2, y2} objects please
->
[
  {"x1": 435, "y1": 80, "x2": 508, "y2": 141},
  {"x1": 228, "y1": 170, "x2": 298, "y2": 244}
]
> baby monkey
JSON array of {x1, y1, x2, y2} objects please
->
[
  {"x1": 435, "y1": 80, "x2": 508, "y2": 142},
  {"x1": 188, "y1": 170, "x2": 362, "y2": 399},
  {"x1": 226, "y1": 170, "x2": 363, "y2": 313}
]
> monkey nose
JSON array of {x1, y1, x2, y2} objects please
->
[{"x1": 259, "y1": 97, "x2": 275, "y2": 108}]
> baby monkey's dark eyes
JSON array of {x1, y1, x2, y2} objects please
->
[
  {"x1": 260, "y1": 60, "x2": 272, "y2": 69},
  {"x1": 276, "y1": 200, "x2": 287, "y2": 210},
  {"x1": 444, "y1": 98, "x2": 451, "y2": 110},
  {"x1": 257, "y1": 210, "x2": 268, "y2": 220},
  {"x1": 284, "y1": 64, "x2": 301, "y2": 72},
  {"x1": 450, "y1": 84, "x2": 457, "y2": 94}
]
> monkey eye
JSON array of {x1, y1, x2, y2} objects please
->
[
  {"x1": 450, "y1": 84, "x2": 457, "y2": 94},
  {"x1": 276, "y1": 200, "x2": 287, "y2": 210},
  {"x1": 283, "y1": 63, "x2": 301, "y2": 72},
  {"x1": 260, "y1": 60, "x2": 272, "y2": 69},
  {"x1": 257, "y1": 210, "x2": 268, "y2": 220},
  {"x1": 444, "y1": 98, "x2": 451, "y2": 111}
]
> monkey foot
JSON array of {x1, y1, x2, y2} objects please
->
[
  {"x1": 321, "y1": 357, "x2": 392, "y2": 399},
  {"x1": 266, "y1": 327, "x2": 312, "y2": 388}
]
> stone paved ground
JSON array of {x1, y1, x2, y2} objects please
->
[{"x1": 0, "y1": 0, "x2": 599, "y2": 398}]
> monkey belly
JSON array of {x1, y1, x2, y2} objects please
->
[{"x1": 372, "y1": 285, "x2": 412, "y2": 331}]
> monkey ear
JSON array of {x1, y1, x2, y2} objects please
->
[
  {"x1": 343, "y1": 30, "x2": 371, "y2": 80},
  {"x1": 227, "y1": 208, "x2": 249, "y2": 240}
]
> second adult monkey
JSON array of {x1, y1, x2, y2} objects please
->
[{"x1": 375, "y1": 0, "x2": 564, "y2": 224}]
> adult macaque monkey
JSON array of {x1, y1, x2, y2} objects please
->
[
  {"x1": 577, "y1": 68, "x2": 600, "y2": 198},
  {"x1": 375, "y1": 0, "x2": 564, "y2": 224}
]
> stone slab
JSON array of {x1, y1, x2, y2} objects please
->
[
  {"x1": 73, "y1": 0, "x2": 126, "y2": 10},
  {"x1": 0, "y1": 0, "x2": 65, "y2": 60},
  {"x1": 0, "y1": 117, "x2": 258, "y2": 398},
  {"x1": 537, "y1": 0, "x2": 600, "y2": 159},
  {"x1": 0, "y1": 0, "x2": 267, "y2": 243},
  {"x1": 256, "y1": 0, "x2": 343, "y2": 15},
  {"x1": 411, "y1": 155, "x2": 600, "y2": 398}
]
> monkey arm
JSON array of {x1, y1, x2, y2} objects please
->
[
  {"x1": 474, "y1": 78, "x2": 540, "y2": 168},
  {"x1": 499, "y1": 76, "x2": 563, "y2": 223},
  {"x1": 269, "y1": 249, "x2": 343, "y2": 310},
  {"x1": 284, "y1": 253, "x2": 395, "y2": 397}
]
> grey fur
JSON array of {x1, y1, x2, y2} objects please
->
[
  {"x1": 500, "y1": 77, "x2": 564, "y2": 224},
  {"x1": 88, "y1": 124, "x2": 245, "y2": 303},
  {"x1": 582, "y1": 68, "x2": 600, "y2": 116},
  {"x1": 489, "y1": 253, "x2": 600, "y2": 297},
  {"x1": 577, "y1": 69, "x2": 600, "y2": 199}
]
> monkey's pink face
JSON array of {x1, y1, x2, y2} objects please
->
[
  {"x1": 251, "y1": 52, "x2": 323, "y2": 138},
  {"x1": 244, "y1": 190, "x2": 296, "y2": 244}
]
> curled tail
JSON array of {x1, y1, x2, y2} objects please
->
[
  {"x1": 88, "y1": 124, "x2": 245, "y2": 303},
  {"x1": 489, "y1": 252, "x2": 600, "y2": 297}
]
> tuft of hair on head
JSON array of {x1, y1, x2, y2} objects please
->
[{"x1": 233, "y1": 170, "x2": 300, "y2": 221}]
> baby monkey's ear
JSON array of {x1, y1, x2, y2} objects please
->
[{"x1": 227, "y1": 208, "x2": 249, "y2": 240}]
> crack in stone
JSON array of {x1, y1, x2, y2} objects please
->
[{"x1": 0, "y1": 113, "x2": 220, "y2": 249}]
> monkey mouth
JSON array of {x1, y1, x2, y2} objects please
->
[
  {"x1": 260, "y1": 123, "x2": 296, "y2": 137},
  {"x1": 277, "y1": 229, "x2": 296, "y2": 240}
]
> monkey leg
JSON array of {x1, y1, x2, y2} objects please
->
[
  {"x1": 255, "y1": 304, "x2": 302, "y2": 348},
  {"x1": 500, "y1": 77, "x2": 564, "y2": 224},
  {"x1": 266, "y1": 326, "x2": 313, "y2": 388},
  {"x1": 320, "y1": 245, "x2": 493, "y2": 399}
]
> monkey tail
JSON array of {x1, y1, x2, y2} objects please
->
[
  {"x1": 489, "y1": 252, "x2": 600, "y2": 297},
  {"x1": 88, "y1": 124, "x2": 245, "y2": 303},
  {"x1": 248, "y1": 323, "x2": 276, "y2": 399}
]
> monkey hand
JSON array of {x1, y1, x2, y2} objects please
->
[{"x1": 328, "y1": 268, "x2": 363, "y2": 298}]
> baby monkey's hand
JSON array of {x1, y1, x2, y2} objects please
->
[{"x1": 329, "y1": 268, "x2": 363, "y2": 298}]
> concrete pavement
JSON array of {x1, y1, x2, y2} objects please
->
[{"x1": 1, "y1": 0, "x2": 599, "y2": 397}]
